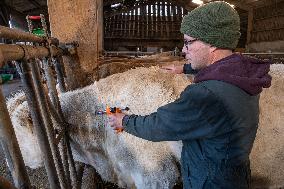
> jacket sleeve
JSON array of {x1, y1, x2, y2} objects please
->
[
  {"x1": 123, "y1": 84, "x2": 229, "y2": 142},
  {"x1": 183, "y1": 64, "x2": 198, "y2": 74}
]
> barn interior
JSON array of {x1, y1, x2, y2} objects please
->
[{"x1": 0, "y1": 0, "x2": 284, "y2": 188}]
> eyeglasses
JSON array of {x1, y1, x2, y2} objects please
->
[{"x1": 184, "y1": 39, "x2": 198, "y2": 50}]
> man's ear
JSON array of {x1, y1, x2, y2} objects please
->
[{"x1": 209, "y1": 46, "x2": 217, "y2": 53}]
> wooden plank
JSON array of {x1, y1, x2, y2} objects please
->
[
  {"x1": 166, "y1": 2, "x2": 171, "y2": 38},
  {"x1": 133, "y1": 9, "x2": 136, "y2": 37},
  {"x1": 136, "y1": 6, "x2": 140, "y2": 38},
  {"x1": 246, "y1": 8, "x2": 254, "y2": 44},
  {"x1": 162, "y1": 1, "x2": 165, "y2": 38},
  {"x1": 223, "y1": 0, "x2": 251, "y2": 11},
  {"x1": 141, "y1": 3, "x2": 146, "y2": 38},
  {"x1": 170, "y1": 3, "x2": 174, "y2": 37},
  {"x1": 158, "y1": 1, "x2": 160, "y2": 38},
  {"x1": 177, "y1": 6, "x2": 182, "y2": 22},
  {"x1": 151, "y1": 2, "x2": 154, "y2": 38},
  {"x1": 172, "y1": 4, "x2": 177, "y2": 37},
  {"x1": 148, "y1": 4, "x2": 152, "y2": 37},
  {"x1": 123, "y1": 13, "x2": 127, "y2": 37}
]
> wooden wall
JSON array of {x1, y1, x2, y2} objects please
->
[
  {"x1": 250, "y1": 1, "x2": 284, "y2": 43},
  {"x1": 104, "y1": 0, "x2": 187, "y2": 51}
]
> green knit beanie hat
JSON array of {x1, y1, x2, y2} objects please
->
[{"x1": 180, "y1": 1, "x2": 241, "y2": 49}]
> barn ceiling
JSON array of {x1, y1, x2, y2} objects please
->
[{"x1": 2, "y1": 0, "x2": 284, "y2": 16}]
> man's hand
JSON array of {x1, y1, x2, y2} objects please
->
[
  {"x1": 108, "y1": 113, "x2": 126, "y2": 133},
  {"x1": 160, "y1": 64, "x2": 184, "y2": 74}
]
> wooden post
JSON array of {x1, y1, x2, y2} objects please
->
[{"x1": 48, "y1": 0, "x2": 103, "y2": 89}]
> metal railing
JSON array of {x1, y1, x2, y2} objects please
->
[{"x1": 0, "y1": 25, "x2": 82, "y2": 189}]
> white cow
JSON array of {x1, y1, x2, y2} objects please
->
[{"x1": 6, "y1": 65, "x2": 284, "y2": 188}]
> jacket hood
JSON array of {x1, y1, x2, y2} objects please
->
[{"x1": 194, "y1": 53, "x2": 272, "y2": 95}]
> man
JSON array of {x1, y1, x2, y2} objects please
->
[{"x1": 108, "y1": 1, "x2": 272, "y2": 188}]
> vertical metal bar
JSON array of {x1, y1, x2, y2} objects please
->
[
  {"x1": 15, "y1": 60, "x2": 61, "y2": 189},
  {"x1": 53, "y1": 57, "x2": 66, "y2": 93},
  {"x1": 26, "y1": 16, "x2": 33, "y2": 34},
  {"x1": 75, "y1": 163, "x2": 85, "y2": 188},
  {"x1": 66, "y1": 136, "x2": 79, "y2": 189},
  {"x1": 43, "y1": 89, "x2": 73, "y2": 189},
  {"x1": 42, "y1": 58, "x2": 60, "y2": 111},
  {"x1": 40, "y1": 14, "x2": 49, "y2": 37},
  {"x1": 43, "y1": 58, "x2": 78, "y2": 189},
  {"x1": 30, "y1": 60, "x2": 68, "y2": 189},
  {"x1": 0, "y1": 87, "x2": 32, "y2": 189},
  {"x1": 59, "y1": 138, "x2": 72, "y2": 189}
]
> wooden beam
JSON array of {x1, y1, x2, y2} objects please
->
[
  {"x1": 104, "y1": 2, "x2": 146, "y2": 18},
  {"x1": 104, "y1": 0, "x2": 124, "y2": 6},
  {"x1": 173, "y1": 0, "x2": 251, "y2": 11},
  {"x1": 2, "y1": 1, "x2": 24, "y2": 15},
  {"x1": 26, "y1": 0, "x2": 42, "y2": 8},
  {"x1": 220, "y1": 0, "x2": 251, "y2": 11},
  {"x1": 245, "y1": 0, "x2": 261, "y2": 3},
  {"x1": 246, "y1": 7, "x2": 253, "y2": 45},
  {"x1": 23, "y1": 5, "x2": 48, "y2": 14},
  {"x1": 246, "y1": 0, "x2": 284, "y2": 8}
]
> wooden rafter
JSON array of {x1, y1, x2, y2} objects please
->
[
  {"x1": 26, "y1": 0, "x2": 41, "y2": 8},
  {"x1": 23, "y1": 5, "x2": 48, "y2": 13}
]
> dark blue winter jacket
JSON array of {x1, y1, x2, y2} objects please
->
[{"x1": 122, "y1": 54, "x2": 271, "y2": 189}]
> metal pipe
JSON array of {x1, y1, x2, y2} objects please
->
[
  {"x1": 44, "y1": 87, "x2": 73, "y2": 189},
  {"x1": 0, "y1": 26, "x2": 45, "y2": 43},
  {"x1": 43, "y1": 58, "x2": 73, "y2": 188},
  {"x1": 30, "y1": 60, "x2": 68, "y2": 189},
  {"x1": 43, "y1": 58, "x2": 61, "y2": 111},
  {"x1": 15, "y1": 60, "x2": 60, "y2": 189},
  {"x1": 43, "y1": 58, "x2": 79, "y2": 188},
  {"x1": 76, "y1": 163, "x2": 85, "y2": 189},
  {"x1": 53, "y1": 57, "x2": 66, "y2": 92},
  {"x1": 67, "y1": 137, "x2": 80, "y2": 189},
  {"x1": 0, "y1": 44, "x2": 64, "y2": 66},
  {"x1": 0, "y1": 44, "x2": 48, "y2": 63},
  {"x1": 44, "y1": 90, "x2": 73, "y2": 188},
  {"x1": 59, "y1": 138, "x2": 72, "y2": 189},
  {"x1": 0, "y1": 88, "x2": 32, "y2": 189}
]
